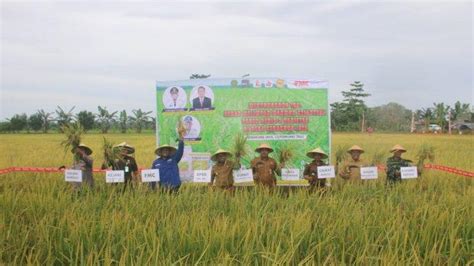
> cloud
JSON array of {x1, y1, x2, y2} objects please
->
[{"x1": 1, "y1": 1, "x2": 472, "y2": 119}]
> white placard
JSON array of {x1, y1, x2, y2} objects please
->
[
  {"x1": 233, "y1": 169, "x2": 254, "y2": 183},
  {"x1": 65, "y1": 169, "x2": 82, "y2": 182},
  {"x1": 401, "y1": 166, "x2": 418, "y2": 179},
  {"x1": 141, "y1": 169, "x2": 160, "y2": 183},
  {"x1": 360, "y1": 167, "x2": 378, "y2": 180},
  {"x1": 281, "y1": 168, "x2": 300, "y2": 181},
  {"x1": 193, "y1": 170, "x2": 212, "y2": 183},
  {"x1": 105, "y1": 170, "x2": 125, "y2": 183},
  {"x1": 317, "y1": 165, "x2": 336, "y2": 179}
]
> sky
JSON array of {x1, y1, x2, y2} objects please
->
[{"x1": 1, "y1": 0, "x2": 472, "y2": 119}]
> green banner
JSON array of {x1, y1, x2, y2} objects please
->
[{"x1": 156, "y1": 78, "x2": 330, "y2": 181}]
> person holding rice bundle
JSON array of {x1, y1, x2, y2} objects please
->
[
  {"x1": 113, "y1": 142, "x2": 139, "y2": 188},
  {"x1": 338, "y1": 145, "x2": 367, "y2": 182},
  {"x1": 251, "y1": 143, "x2": 283, "y2": 188},
  {"x1": 209, "y1": 149, "x2": 241, "y2": 191},
  {"x1": 150, "y1": 126, "x2": 186, "y2": 193},
  {"x1": 71, "y1": 143, "x2": 94, "y2": 190},
  {"x1": 386, "y1": 144, "x2": 413, "y2": 184},
  {"x1": 303, "y1": 147, "x2": 328, "y2": 189}
]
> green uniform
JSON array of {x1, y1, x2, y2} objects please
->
[{"x1": 386, "y1": 156, "x2": 412, "y2": 183}]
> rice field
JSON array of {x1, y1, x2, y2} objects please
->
[{"x1": 1, "y1": 133, "x2": 473, "y2": 264}]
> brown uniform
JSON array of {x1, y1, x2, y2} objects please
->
[
  {"x1": 211, "y1": 160, "x2": 239, "y2": 189},
  {"x1": 339, "y1": 159, "x2": 366, "y2": 181},
  {"x1": 251, "y1": 157, "x2": 279, "y2": 187},
  {"x1": 303, "y1": 159, "x2": 326, "y2": 188}
]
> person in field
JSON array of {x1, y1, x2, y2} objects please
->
[
  {"x1": 303, "y1": 147, "x2": 327, "y2": 189},
  {"x1": 251, "y1": 143, "x2": 283, "y2": 188},
  {"x1": 339, "y1": 145, "x2": 367, "y2": 181},
  {"x1": 150, "y1": 127, "x2": 186, "y2": 193},
  {"x1": 113, "y1": 142, "x2": 139, "y2": 189},
  {"x1": 386, "y1": 144, "x2": 413, "y2": 184},
  {"x1": 209, "y1": 149, "x2": 241, "y2": 191},
  {"x1": 71, "y1": 143, "x2": 94, "y2": 190}
]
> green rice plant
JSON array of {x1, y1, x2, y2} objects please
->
[
  {"x1": 60, "y1": 122, "x2": 83, "y2": 160},
  {"x1": 371, "y1": 149, "x2": 386, "y2": 166},
  {"x1": 102, "y1": 137, "x2": 121, "y2": 168},
  {"x1": 278, "y1": 145, "x2": 294, "y2": 167},
  {"x1": 232, "y1": 132, "x2": 248, "y2": 159}
]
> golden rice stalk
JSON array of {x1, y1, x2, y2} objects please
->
[
  {"x1": 371, "y1": 149, "x2": 386, "y2": 166},
  {"x1": 177, "y1": 119, "x2": 187, "y2": 139},
  {"x1": 416, "y1": 143, "x2": 435, "y2": 171},
  {"x1": 60, "y1": 122, "x2": 83, "y2": 155},
  {"x1": 278, "y1": 146, "x2": 294, "y2": 166},
  {"x1": 335, "y1": 145, "x2": 349, "y2": 165},
  {"x1": 232, "y1": 132, "x2": 248, "y2": 159},
  {"x1": 102, "y1": 137, "x2": 121, "y2": 168}
]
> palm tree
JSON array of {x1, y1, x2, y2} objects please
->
[
  {"x1": 433, "y1": 102, "x2": 450, "y2": 133},
  {"x1": 418, "y1": 108, "x2": 434, "y2": 132},
  {"x1": 55, "y1": 106, "x2": 75, "y2": 132},
  {"x1": 119, "y1": 110, "x2": 128, "y2": 133},
  {"x1": 130, "y1": 109, "x2": 152, "y2": 133},
  {"x1": 96, "y1": 106, "x2": 118, "y2": 134},
  {"x1": 450, "y1": 101, "x2": 470, "y2": 122},
  {"x1": 37, "y1": 109, "x2": 53, "y2": 133}
]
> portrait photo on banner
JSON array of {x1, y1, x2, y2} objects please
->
[
  {"x1": 162, "y1": 86, "x2": 188, "y2": 112},
  {"x1": 180, "y1": 115, "x2": 202, "y2": 141},
  {"x1": 190, "y1": 85, "x2": 215, "y2": 111}
]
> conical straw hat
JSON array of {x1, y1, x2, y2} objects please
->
[
  {"x1": 255, "y1": 143, "x2": 274, "y2": 153},
  {"x1": 306, "y1": 147, "x2": 328, "y2": 159}
]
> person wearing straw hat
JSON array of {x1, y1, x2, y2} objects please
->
[
  {"x1": 251, "y1": 143, "x2": 282, "y2": 188},
  {"x1": 71, "y1": 143, "x2": 94, "y2": 190},
  {"x1": 113, "y1": 142, "x2": 139, "y2": 188},
  {"x1": 386, "y1": 144, "x2": 413, "y2": 184},
  {"x1": 209, "y1": 149, "x2": 241, "y2": 191},
  {"x1": 339, "y1": 145, "x2": 367, "y2": 181},
  {"x1": 303, "y1": 147, "x2": 328, "y2": 189},
  {"x1": 150, "y1": 127, "x2": 186, "y2": 192}
]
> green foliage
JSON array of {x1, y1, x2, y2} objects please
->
[
  {"x1": 369, "y1": 102, "x2": 412, "y2": 132},
  {"x1": 102, "y1": 137, "x2": 121, "y2": 168},
  {"x1": 232, "y1": 132, "x2": 248, "y2": 159},
  {"x1": 129, "y1": 109, "x2": 152, "y2": 133},
  {"x1": 8, "y1": 113, "x2": 28, "y2": 132},
  {"x1": 190, "y1": 73, "x2": 211, "y2": 79},
  {"x1": 60, "y1": 122, "x2": 83, "y2": 158},
  {"x1": 76, "y1": 110, "x2": 95, "y2": 132},
  {"x1": 55, "y1": 106, "x2": 75, "y2": 131},
  {"x1": 28, "y1": 113, "x2": 43, "y2": 132},
  {"x1": 119, "y1": 110, "x2": 128, "y2": 133},
  {"x1": 36, "y1": 109, "x2": 53, "y2": 133},
  {"x1": 331, "y1": 81, "x2": 370, "y2": 131},
  {"x1": 96, "y1": 106, "x2": 118, "y2": 134}
]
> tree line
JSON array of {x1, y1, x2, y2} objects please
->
[
  {"x1": 1, "y1": 80, "x2": 472, "y2": 134},
  {"x1": 0, "y1": 106, "x2": 154, "y2": 134},
  {"x1": 330, "y1": 81, "x2": 473, "y2": 133}
]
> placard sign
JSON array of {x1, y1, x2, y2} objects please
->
[
  {"x1": 360, "y1": 167, "x2": 378, "y2": 180},
  {"x1": 317, "y1": 166, "x2": 336, "y2": 179},
  {"x1": 141, "y1": 169, "x2": 160, "y2": 183},
  {"x1": 401, "y1": 166, "x2": 418, "y2": 179},
  {"x1": 281, "y1": 168, "x2": 300, "y2": 181},
  {"x1": 105, "y1": 170, "x2": 125, "y2": 183},
  {"x1": 233, "y1": 169, "x2": 254, "y2": 183},
  {"x1": 65, "y1": 169, "x2": 82, "y2": 182},
  {"x1": 193, "y1": 170, "x2": 212, "y2": 183}
]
